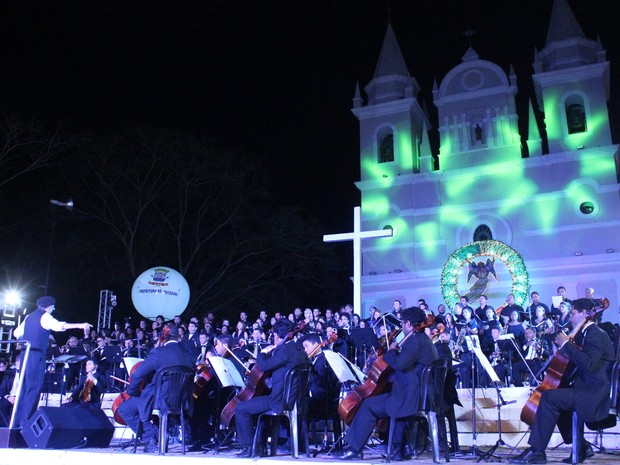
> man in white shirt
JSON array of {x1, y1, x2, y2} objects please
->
[{"x1": 12, "y1": 296, "x2": 91, "y2": 428}]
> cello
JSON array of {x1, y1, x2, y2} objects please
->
[
  {"x1": 219, "y1": 321, "x2": 305, "y2": 428},
  {"x1": 520, "y1": 298, "x2": 609, "y2": 426},
  {"x1": 110, "y1": 325, "x2": 172, "y2": 424},
  {"x1": 338, "y1": 314, "x2": 435, "y2": 425}
]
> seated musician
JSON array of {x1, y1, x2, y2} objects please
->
[
  {"x1": 0, "y1": 353, "x2": 22, "y2": 427},
  {"x1": 301, "y1": 333, "x2": 341, "y2": 421},
  {"x1": 191, "y1": 334, "x2": 236, "y2": 449},
  {"x1": 233, "y1": 319, "x2": 307, "y2": 458},
  {"x1": 338, "y1": 307, "x2": 438, "y2": 461},
  {"x1": 117, "y1": 324, "x2": 195, "y2": 453},
  {"x1": 62, "y1": 358, "x2": 107, "y2": 409},
  {"x1": 509, "y1": 298, "x2": 614, "y2": 465},
  {"x1": 511, "y1": 326, "x2": 550, "y2": 387}
]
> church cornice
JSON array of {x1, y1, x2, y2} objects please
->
[
  {"x1": 351, "y1": 97, "x2": 427, "y2": 122},
  {"x1": 355, "y1": 144, "x2": 619, "y2": 193},
  {"x1": 532, "y1": 60, "x2": 609, "y2": 86},
  {"x1": 433, "y1": 85, "x2": 517, "y2": 107}
]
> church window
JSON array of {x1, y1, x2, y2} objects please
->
[
  {"x1": 378, "y1": 134, "x2": 394, "y2": 163},
  {"x1": 565, "y1": 96, "x2": 587, "y2": 134},
  {"x1": 473, "y1": 224, "x2": 493, "y2": 242}
]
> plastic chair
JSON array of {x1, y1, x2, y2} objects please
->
[
  {"x1": 386, "y1": 358, "x2": 450, "y2": 464},
  {"x1": 574, "y1": 358, "x2": 620, "y2": 461},
  {"x1": 251, "y1": 363, "x2": 312, "y2": 458},
  {"x1": 134, "y1": 365, "x2": 195, "y2": 455}
]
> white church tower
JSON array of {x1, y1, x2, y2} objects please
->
[{"x1": 354, "y1": 0, "x2": 620, "y2": 321}]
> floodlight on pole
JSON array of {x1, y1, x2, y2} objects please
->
[{"x1": 50, "y1": 198, "x2": 74, "y2": 210}]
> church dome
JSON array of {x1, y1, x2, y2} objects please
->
[{"x1": 437, "y1": 48, "x2": 509, "y2": 100}]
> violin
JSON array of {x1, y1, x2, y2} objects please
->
[
  {"x1": 220, "y1": 321, "x2": 306, "y2": 428},
  {"x1": 520, "y1": 298, "x2": 609, "y2": 426},
  {"x1": 79, "y1": 378, "x2": 94, "y2": 403}
]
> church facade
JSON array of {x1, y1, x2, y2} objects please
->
[{"x1": 354, "y1": 0, "x2": 620, "y2": 321}]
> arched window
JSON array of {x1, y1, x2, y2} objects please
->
[
  {"x1": 378, "y1": 134, "x2": 394, "y2": 163},
  {"x1": 565, "y1": 96, "x2": 587, "y2": 134},
  {"x1": 473, "y1": 224, "x2": 493, "y2": 242}
]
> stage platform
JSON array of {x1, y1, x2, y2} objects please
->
[
  {"x1": 1, "y1": 387, "x2": 619, "y2": 464},
  {"x1": 1, "y1": 439, "x2": 620, "y2": 465}
]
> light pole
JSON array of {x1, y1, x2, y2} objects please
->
[{"x1": 44, "y1": 198, "x2": 74, "y2": 295}]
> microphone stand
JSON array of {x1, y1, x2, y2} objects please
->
[
  {"x1": 477, "y1": 382, "x2": 516, "y2": 462},
  {"x1": 462, "y1": 335, "x2": 484, "y2": 460}
]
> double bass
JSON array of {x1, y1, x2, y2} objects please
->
[
  {"x1": 338, "y1": 314, "x2": 435, "y2": 425},
  {"x1": 219, "y1": 321, "x2": 305, "y2": 428},
  {"x1": 520, "y1": 298, "x2": 609, "y2": 426}
]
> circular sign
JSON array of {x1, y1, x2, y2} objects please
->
[
  {"x1": 131, "y1": 266, "x2": 190, "y2": 321},
  {"x1": 441, "y1": 240, "x2": 529, "y2": 309}
]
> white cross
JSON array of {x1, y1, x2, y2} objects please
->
[{"x1": 323, "y1": 206, "x2": 393, "y2": 316}]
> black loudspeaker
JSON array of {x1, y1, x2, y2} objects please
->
[{"x1": 21, "y1": 406, "x2": 114, "y2": 449}]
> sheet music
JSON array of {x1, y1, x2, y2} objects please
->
[
  {"x1": 123, "y1": 357, "x2": 142, "y2": 375},
  {"x1": 551, "y1": 296, "x2": 563, "y2": 307},
  {"x1": 323, "y1": 350, "x2": 365, "y2": 384},
  {"x1": 465, "y1": 336, "x2": 501, "y2": 384},
  {"x1": 208, "y1": 356, "x2": 245, "y2": 388}
]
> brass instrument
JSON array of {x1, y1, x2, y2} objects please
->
[{"x1": 453, "y1": 328, "x2": 466, "y2": 360}]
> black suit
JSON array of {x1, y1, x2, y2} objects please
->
[
  {"x1": 528, "y1": 322, "x2": 614, "y2": 451},
  {"x1": 0, "y1": 368, "x2": 18, "y2": 426},
  {"x1": 344, "y1": 331, "x2": 438, "y2": 452},
  {"x1": 234, "y1": 339, "x2": 307, "y2": 448},
  {"x1": 117, "y1": 341, "x2": 194, "y2": 444},
  {"x1": 64, "y1": 369, "x2": 107, "y2": 409},
  {"x1": 308, "y1": 350, "x2": 340, "y2": 419}
]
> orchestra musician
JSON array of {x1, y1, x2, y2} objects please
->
[
  {"x1": 116, "y1": 324, "x2": 194, "y2": 453},
  {"x1": 511, "y1": 326, "x2": 550, "y2": 388},
  {"x1": 191, "y1": 334, "x2": 237, "y2": 450},
  {"x1": 233, "y1": 319, "x2": 307, "y2": 458},
  {"x1": 509, "y1": 298, "x2": 614, "y2": 464},
  {"x1": 337, "y1": 307, "x2": 438, "y2": 461},
  {"x1": 456, "y1": 307, "x2": 480, "y2": 389},
  {"x1": 62, "y1": 357, "x2": 107, "y2": 409},
  {"x1": 301, "y1": 333, "x2": 340, "y2": 419}
]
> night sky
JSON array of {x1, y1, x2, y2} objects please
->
[{"x1": 1, "y1": 1, "x2": 618, "y2": 317}]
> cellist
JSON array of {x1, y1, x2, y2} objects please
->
[
  {"x1": 116, "y1": 324, "x2": 194, "y2": 453},
  {"x1": 509, "y1": 298, "x2": 614, "y2": 465},
  {"x1": 233, "y1": 319, "x2": 307, "y2": 458},
  {"x1": 337, "y1": 307, "x2": 438, "y2": 462}
]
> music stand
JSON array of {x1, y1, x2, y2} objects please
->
[
  {"x1": 466, "y1": 339, "x2": 516, "y2": 462},
  {"x1": 207, "y1": 357, "x2": 247, "y2": 454},
  {"x1": 349, "y1": 327, "x2": 378, "y2": 368}
]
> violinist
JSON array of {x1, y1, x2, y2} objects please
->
[
  {"x1": 326, "y1": 323, "x2": 348, "y2": 357},
  {"x1": 116, "y1": 324, "x2": 194, "y2": 453},
  {"x1": 509, "y1": 298, "x2": 614, "y2": 465},
  {"x1": 338, "y1": 307, "x2": 438, "y2": 461},
  {"x1": 63, "y1": 358, "x2": 106, "y2": 409},
  {"x1": 233, "y1": 319, "x2": 307, "y2": 458},
  {"x1": 301, "y1": 333, "x2": 341, "y2": 437}
]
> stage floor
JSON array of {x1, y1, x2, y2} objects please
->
[{"x1": 1, "y1": 439, "x2": 620, "y2": 465}]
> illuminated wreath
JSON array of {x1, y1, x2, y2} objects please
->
[{"x1": 441, "y1": 240, "x2": 529, "y2": 309}]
